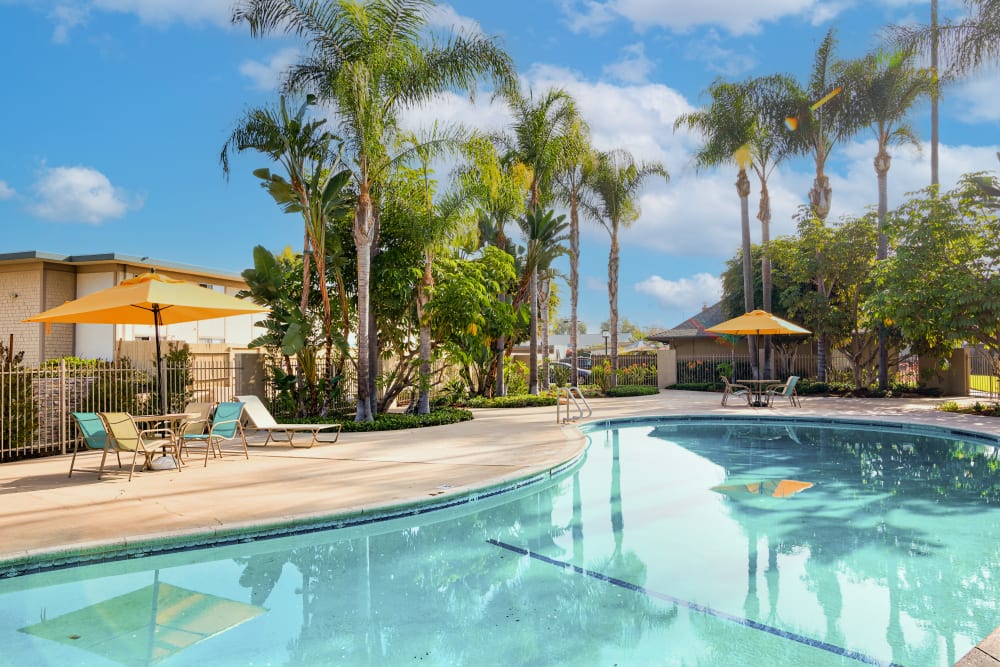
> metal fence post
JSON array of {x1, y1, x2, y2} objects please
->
[{"x1": 59, "y1": 358, "x2": 67, "y2": 455}]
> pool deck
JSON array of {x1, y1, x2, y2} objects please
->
[{"x1": 2, "y1": 390, "x2": 999, "y2": 666}]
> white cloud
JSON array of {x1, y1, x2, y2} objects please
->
[
  {"x1": 685, "y1": 29, "x2": 758, "y2": 76},
  {"x1": 425, "y1": 3, "x2": 483, "y2": 35},
  {"x1": 30, "y1": 166, "x2": 139, "y2": 224},
  {"x1": 239, "y1": 47, "x2": 301, "y2": 92},
  {"x1": 950, "y1": 71, "x2": 1000, "y2": 123},
  {"x1": 0, "y1": 181, "x2": 14, "y2": 199},
  {"x1": 561, "y1": 0, "x2": 844, "y2": 36},
  {"x1": 50, "y1": 3, "x2": 89, "y2": 43},
  {"x1": 635, "y1": 272, "x2": 723, "y2": 311},
  {"x1": 602, "y1": 42, "x2": 655, "y2": 84},
  {"x1": 91, "y1": 0, "x2": 232, "y2": 27}
]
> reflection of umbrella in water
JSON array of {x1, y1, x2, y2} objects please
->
[
  {"x1": 706, "y1": 309, "x2": 810, "y2": 380},
  {"x1": 23, "y1": 271, "x2": 267, "y2": 413},
  {"x1": 712, "y1": 479, "x2": 814, "y2": 500},
  {"x1": 18, "y1": 570, "x2": 264, "y2": 666}
]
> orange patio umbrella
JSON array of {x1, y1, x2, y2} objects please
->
[
  {"x1": 712, "y1": 479, "x2": 814, "y2": 499},
  {"x1": 24, "y1": 271, "x2": 267, "y2": 413},
  {"x1": 706, "y1": 310, "x2": 810, "y2": 380}
]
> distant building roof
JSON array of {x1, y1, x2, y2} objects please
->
[
  {"x1": 647, "y1": 301, "x2": 732, "y2": 343},
  {"x1": 0, "y1": 251, "x2": 243, "y2": 282}
]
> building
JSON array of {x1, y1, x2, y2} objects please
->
[
  {"x1": 646, "y1": 301, "x2": 738, "y2": 355},
  {"x1": 0, "y1": 251, "x2": 264, "y2": 366}
]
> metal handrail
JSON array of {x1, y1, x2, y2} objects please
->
[{"x1": 556, "y1": 386, "x2": 592, "y2": 423}]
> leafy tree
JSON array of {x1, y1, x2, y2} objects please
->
[
  {"x1": 0, "y1": 341, "x2": 37, "y2": 453},
  {"x1": 874, "y1": 176, "x2": 1000, "y2": 380},
  {"x1": 675, "y1": 80, "x2": 758, "y2": 376},
  {"x1": 234, "y1": 0, "x2": 516, "y2": 421},
  {"x1": 584, "y1": 149, "x2": 668, "y2": 387}
]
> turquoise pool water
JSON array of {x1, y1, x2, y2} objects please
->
[{"x1": 2, "y1": 417, "x2": 999, "y2": 666}]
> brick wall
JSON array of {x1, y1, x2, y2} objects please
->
[
  {"x1": 42, "y1": 268, "x2": 76, "y2": 360},
  {"x1": 0, "y1": 268, "x2": 44, "y2": 365}
]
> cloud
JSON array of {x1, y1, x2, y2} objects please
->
[
  {"x1": 562, "y1": 0, "x2": 840, "y2": 36},
  {"x1": 950, "y1": 71, "x2": 1000, "y2": 123},
  {"x1": 685, "y1": 29, "x2": 758, "y2": 76},
  {"x1": 635, "y1": 272, "x2": 723, "y2": 311},
  {"x1": 30, "y1": 166, "x2": 139, "y2": 223},
  {"x1": 239, "y1": 47, "x2": 301, "y2": 92},
  {"x1": 49, "y1": 3, "x2": 89, "y2": 43},
  {"x1": 90, "y1": 0, "x2": 232, "y2": 27},
  {"x1": 0, "y1": 181, "x2": 14, "y2": 199},
  {"x1": 425, "y1": 3, "x2": 483, "y2": 35},
  {"x1": 602, "y1": 42, "x2": 655, "y2": 84}
]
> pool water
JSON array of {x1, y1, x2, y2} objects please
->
[{"x1": 2, "y1": 417, "x2": 1000, "y2": 666}]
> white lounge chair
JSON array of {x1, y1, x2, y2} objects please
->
[{"x1": 236, "y1": 395, "x2": 342, "y2": 448}]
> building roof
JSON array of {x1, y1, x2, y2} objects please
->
[
  {"x1": 0, "y1": 251, "x2": 243, "y2": 282},
  {"x1": 647, "y1": 301, "x2": 732, "y2": 342}
]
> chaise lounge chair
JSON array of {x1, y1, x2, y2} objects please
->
[{"x1": 236, "y1": 395, "x2": 342, "y2": 448}]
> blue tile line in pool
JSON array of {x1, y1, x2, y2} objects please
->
[{"x1": 487, "y1": 539, "x2": 906, "y2": 667}]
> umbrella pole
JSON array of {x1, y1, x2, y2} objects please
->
[{"x1": 154, "y1": 305, "x2": 167, "y2": 415}]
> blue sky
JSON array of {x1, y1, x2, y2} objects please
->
[{"x1": 2, "y1": 0, "x2": 998, "y2": 334}]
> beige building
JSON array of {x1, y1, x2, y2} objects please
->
[{"x1": 0, "y1": 251, "x2": 264, "y2": 366}]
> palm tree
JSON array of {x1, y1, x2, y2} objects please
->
[
  {"x1": 233, "y1": 0, "x2": 516, "y2": 421},
  {"x1": 894, "y1": 0, "x2": 1000, "y2": 76},
  {"x1": 517, "y1": 208, "x2": 570, "y2": 393},
  {"x1": 458, "y1": 134, "x2": 530, "y2": 396},
  {"x1": 738, "y1": 74, "x2": 798, "y2": 378},
  {"x1": 584, "y1": 149, "x2": 668, "y2": 388},
  {"x1": 554, "y1": 118, "x2": 596, "y2": 388},
  {"x1": 788, "y1": 30, "x2": 863, "y2": 380},
  {"x1": 501, "y1": 87, "x2": 578, "y2": 392},
  {"x1": 675, "y1": 81, "x2": 758, "y2": 376},
  {"x1": 841, "y1": 49, "x2": 934, "y2": 390},
  {"x1": 221, "y1": 95, "x2": 334, "y2": 319}
]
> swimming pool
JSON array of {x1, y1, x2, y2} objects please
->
[{"x1": 1, "y1": 416, "x2": 999, "y2": 666}]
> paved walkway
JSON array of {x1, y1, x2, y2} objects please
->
[{"x1": 1, "y1": 390, "x2": 998, "y2": 665}]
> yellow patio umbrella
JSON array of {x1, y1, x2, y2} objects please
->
[
  {"x1": 24, "y1": 271, "x2": 267, "y2": 413},
  {"x1": 712, "y1": 479, "x2": 814, "y2": 500},
  {"x1": 19, "y1": 571, "x2": 265, "y2": 666},
  {"x1": 706, "y1": 310, "x2": 810, "y2": 379}
]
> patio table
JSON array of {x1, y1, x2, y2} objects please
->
[
  {"x1": 737, "y1": 379, "x2": 782, "y2": 407},
  {"x1": 132, "y1": 413, "x2": 197, "y2": 467}
]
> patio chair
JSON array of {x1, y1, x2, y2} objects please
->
[
  {"x1": 175, "y1": 401, "x2": 215, "y2": 461},
  {"x1": 766, "y1": 376, "x2": 802, "y2": 408},
  {"x1": 720, "y1": 376, "x2": 752, "y2": 407},
  {"x1": 181, "y1": 401, "x2": 248, "y2": 467},
  {"x1": 98, "y1": 412, "x2": 182, "y2": 482},
  {"x1": 68, "y1": 412, "x2": 120, "y2": 479},
  {"x1": 236, "y1": 395, "x2": 342, "y2": 448}
]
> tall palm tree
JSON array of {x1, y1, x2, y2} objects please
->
[
  {"x1": 584, "y1": 149, "x2": 668, "y2": 387},
  {"x1": 233, "y1": 0, "x2": 516, "y2": 421},
  {"x1": 517, "y1": 208, "x2": 569, "y2": 393},
  {"x1": 738, "y1": 74, "x2": 798, "y2": 378},
  {"x1": 787, "y1": 30, "x2": 863, "y2": 380},
  {"x1": 458, "y1": 134, "x2": 530, "y2": 396},
  {"x1": 501, "y1": 87, "x2": 578, "y2": 392},
  {"x1": 675, "y1": 81, "x2": 758, "y2": 376},
  {"x1": 554, "y1": 118, "x2": 596, "y2": 388},
  {"x1": 841, "y1": 49, "x2": 934, "y2": 390},
  {"x1": 895, "y1": 0, "x2": 1000, "y2": 76},
  {"x1": 221, "y1": 95, "x2": 333, "y2": 318}
]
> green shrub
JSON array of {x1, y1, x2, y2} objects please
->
[
  {"x1": 460, "y1": 395, "x2": 558, "y2": 408},
  {"x1": 665, "y1": 382, "x2": 718, "y2": 392},
  {"x1": 605, "y1": 385, "x2": 659, "y2": 397},
  {"x1": 293, "y1": 407, "x2": 474, "y2": 432},
  {"x1": 0, "y1": 342, "x2": 37, "y2": 452}
]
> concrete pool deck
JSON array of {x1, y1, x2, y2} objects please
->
[{"x1": 2, "y1": 390, "x2": 999, "y2": 665}]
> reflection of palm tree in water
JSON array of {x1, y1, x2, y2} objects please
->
[
  {"x1": 610, "y1": 429, "x2": 623, "y2": 559},
  {"x1": 236, "y1": 554, "x2": 286, "y2": 606}
]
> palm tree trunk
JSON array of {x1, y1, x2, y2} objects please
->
[
  {"x1": 528, "y1": 268, "x2": 539, "y2": 394},
  {"x1": 569, "y1": 191, "x2": 580, "y2": 386},
  {"x1": 354, "y1": 184, "x2": 374, "y2": 423},
  {"x1": 417, "y1": 252, "x2": 432, "y2": 415},
  {"x1": 540, "y1": 275, "x2": 551, "y2": 391},
  {"x1": 608, "y1": 225, "x2": 621, "y2": 389},
  {"x1": 759, "y1": 179, "x2": 773, "y2": 379},
  {"x1": 875, "y1": 149, "x2": 891, "y2": 390},
  {"x1": 737, "y1": 168, "x2": 758, "y2": 379},
  {"x1": 931, "y1": 0, "x2": 939, "y2": 188},
  {"x1": 300, "y1": 229, "x2": 312, "y2": 316}
]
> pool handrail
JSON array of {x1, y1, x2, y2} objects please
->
[{"x1": 556, "y1": 386, "x2": 592, "y2": 423}]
